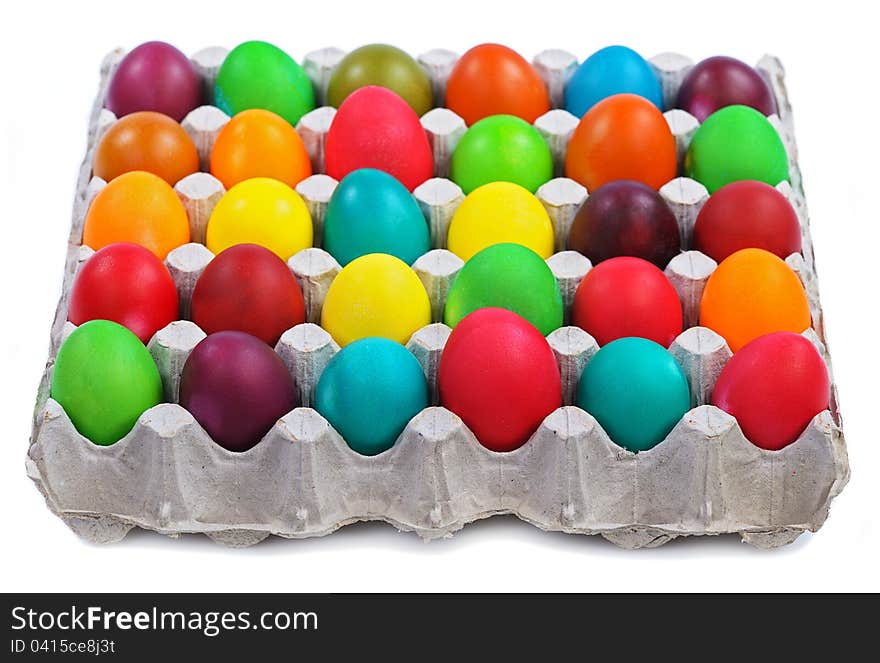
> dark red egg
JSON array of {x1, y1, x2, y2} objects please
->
[
  {"x1": 68, "y1": 242, "x2": 179, "y2": 343},
  {"x1": 676, "y1": 56, "x2": 776, "y2": 123}
]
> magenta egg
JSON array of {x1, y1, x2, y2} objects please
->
[{"x1": 676, "y1": 56, "x2": 776, "y2": 123}]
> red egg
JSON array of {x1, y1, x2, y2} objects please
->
[
  {"x1": 693, "y1": 180, "x2": 802, "y2": 262},
  {"x1": 438, "y1": 308, "x2": 561, "y2": 452},
  {"x1": 324, "y1": 86, "x2": 433, "y2": 192},
  {"x1": 190, "y1": 244, "x2": 305, "y2": 346},
  {"x1": 68, "y1": 242, "x2": 179, "y2": 343},
  {"x1": 572, "y1": 256, "x2": 682, "y2": 347},
  {"x1": 712, "y1": 331, "x2": 830, "y2": 450},
  {"x1": 676, "y1": 56, "x2": 776, "y2": 123}
]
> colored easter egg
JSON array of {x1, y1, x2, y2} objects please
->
[
  {"x1": 327, "y1": 44, "x2": 433, "y2": 116},
  {"x1": 693, "y1": 180, "x2": 802, "y2": 262},
  {"x1": 210, "y1": 109, "x2": 312, "y2": 189},
  {"x1": 565, "y1": 93, "x2": 677, "y2": 191},
  {"x1": 438, "y1": 308, "x2": 561, "y2": 452},
  {"x1": 214, "y1": 41, "x2": 315, "y2": 126},
  {"x1": 82, "y1": 171, "x2": 190, "y2": 259},
  {"x1": 50, "y1": 320, "x2": 163, "y2": 446},
  {"x1": 565, "y1": 45, "x2": 663, "y2": 117},
  {"x1": 191, "y1": 244, "x2": 305, "y2": 346},
  {"x1": 315, "y1": 338, "x2": 429, "y2": 456},
  {"x1": 324, "y1": 86, "x2": 433, "y2": 192},
  {"x1": 712, "y1": 332, "x2": 830, "y2": 450},
  {"x1": 446, "y1": 44, "x2": 550, "y2": 125},
  {"x1": 572, "y1": 256, "x2": 682, "y2": 347},
  {"x1": 700, "y1": 248, "x2": 811, "y2": 352},
  {"x1": 446, "y1": 182, "x2": 554, "y2": 261},
  {"x1": 179, "y1": 331, "x2": 296, "y2": 452},
  {"x1": 323, "y1": 168, "x2": 429, "y2": 266},
  {"x1": 93, "y1": 111, "x2": 199, "y2": 186},
  {"x1": 568, "y1": 179, "x2": 680, "y2": 267},
  {"x1": 106, "y1": 41, "x2": 202, "y2": 122},
  {"x1": 676, "y1": 56, "x2": 776, "y2": 123},
  {"x1": 444, "y1": 243, "x2": 562, "y2": 336},
  {"x1": 68, "y1": 242, "x2": 179, "y2": 344},
  {"x1": 450, "y1": 114, "x2": 553, "y2": 194},
  {"x1": 321, "y1": 253, "x2": 431, "y2": 347},
  {"x1": 206, "y1": 177, "x2": 313, "y2": 260},
  {"x1": 577, "y1": 337, "x2": 690, "y2": 452},
  {"x1": 685, "y1": 105, "x2": 788, "y2": 194}
]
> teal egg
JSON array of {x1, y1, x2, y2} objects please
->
[
  {"x1": 577, "y1": 337, "x2": 690, "y2": 452},
  {"x1": 323, "y1": 168, "x2": 430, "y2": 266},
  {"x1": 315, "y1": 337, "x2": 429, "y2": 455}
]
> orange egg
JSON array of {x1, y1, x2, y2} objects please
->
[
  {"x1": 94, "y1": 111, "x2": 199, "y2": 186},
  {"x1": 82, "y1": 171, "x2": 191, "y2": 259},
  {"x1": 699, "y1": 248, "x2": 811, "y2": 352},
  {"x1": 564, "y1": 93, "x2": 677, "y2": 192},
  {"x1": 210, "y1": 108, "x2": 312, "y2": 189}
]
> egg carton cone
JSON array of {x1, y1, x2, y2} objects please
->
[{"x1": 27, "y1": 48, "x2": 848, "y2": 549}]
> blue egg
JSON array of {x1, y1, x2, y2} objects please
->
[
  {"x1": 315, "y1": 337, "x2": 429, "y2": 455},
  {"x1": 565, "y1": 45, "x2": 663, "y2": 117},
  {"x1": 323, "y1": 168, "x2": 430, "y2": 266}
]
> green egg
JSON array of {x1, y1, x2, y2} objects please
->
[
  {"x1": 444, "y1": 243, "x2": 563, "y2": 336},
  {"x1": 577, "y1": 337, "x2": 690, "y2": 452},
  {"x1": 50, "y1": 320, "x2": 164, "y2": 446}
]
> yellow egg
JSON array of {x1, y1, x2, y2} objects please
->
[
  {"x1": 446, "y1": 181, "x2": 554, "y2": 261},
  {"x1": 322, "y1": 253, "x2": 431, "y2": 346},
  {"x1": 206, "y1": 177, "x2": 313, "y2": 260}
]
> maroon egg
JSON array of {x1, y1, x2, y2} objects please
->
[
  {"x1": 568, "y1": 179, "x2": 680, "y2": 268},
  {"x1": 676, "y1": 56, "x2": 776, "y2": 123},
  {"x1": 106, "y1": 41, "x2": 203, "y2": 122},
  {"x1": 179, "y1": 331, "x2": 297, "y2": 452}
]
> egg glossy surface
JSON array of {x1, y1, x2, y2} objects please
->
[
  {"x1": 676, "y1": 56, "x2": 776, "y2": 123},
  {"x1": 565, "y1": 45, "x2": 663, "y2": 117}
]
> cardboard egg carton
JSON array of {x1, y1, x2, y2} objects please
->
[{"x1": 27, "y1": 47, "x2": 848, "y2": 549}]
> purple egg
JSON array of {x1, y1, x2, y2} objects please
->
[
  {"x1": 106, "y1": 41, "x2": 203, "y2": 122},
  {"x1": 676, "y1": 56, "x2": 776, "y2": 123},
  {"x1": 179, "y1": 331, "x2": 296, "y2": 452}
]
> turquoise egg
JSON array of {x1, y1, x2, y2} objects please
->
[
  {"x1": 323, "y1": 168, "x2": 430, "y2": 266},
  {"x1": 577, "y1": 337, "x2": 690, "y2": 452},
  {"x1": 315, "y1": 337, "x2": 429, "y2": 455}
]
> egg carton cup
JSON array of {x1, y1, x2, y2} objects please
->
[{"x1": 27, "y1": 47, "x2": 847, "y2": 549}]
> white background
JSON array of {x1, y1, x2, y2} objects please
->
[{"x1": 1, "y1": 0, "x2": 877, "y2": 593}]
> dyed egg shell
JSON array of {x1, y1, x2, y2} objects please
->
[
  {"x1": 565, "y1": 93, "x2": 677, "y2": 191},
  {"x1": 83, "y1": 171, "x2": 190, "y2": 259},
  {"x1": 210, "y1": 109, "x2": 312, "y2": 189},
  {"x1": 565, "y1": 45, "x2": 663, "y2": 117},
  {"x1": 323, "y1": 168, "x2": 429, "y2": 266},
  {"x1": 438, "y1": 308, "x2": 561, "y2": 452},
  {"x1": 444, "y1": 243, "x2": 562, "y2": 336},
  {"x1": 450, "y1": 114, "x2": 553, "y2": 194},
  {"x1": 712, "y1": 332, "x2": 830, "y2": 450},
  {"x1": 685, "y1": 105, "x2": 788, "y2": 194},
  {"x1": 693, "y1": 180, "x2": 801, "y2": 262},
  {"x1": 214, "y1": 41, "x2": 315, "y2": 126},
  {"x1": 572, "y1": 256, "x2": 682, "y2": 347},
  {"x1": 446, "y1": 44, "x2": 550, "y2": 125},
  {"x1": 50, "y1": 320, "x2": 163, "y2": 446},
  {"x1": 700, "y1": 248, "x2": 811, "y2": 352},
  {"x1": 179, "y1": 331, "x2": 296, "y2": 452},
  {"x1": 324, "y1": 86, "x2": 433, "y2": 192},
  {"x1": 68, "y1": 242, "x2": 179, "y2": 344},
  {"x1": 568, "y1": 179, "x2": 680, "y2": 268},
  {"x1": 676, "y1": 56, "x2": 776, "y2": 123},
  {"x1": 93, "y1": 111, "x2": 199, "y2": 186},
  {"x1": 206, "y1": 177, "x2": 313, "y2": 261},
  {"x1": 327, "y1": 44, "x2": 433, "y2": 116},
  {"x1": 577, "y1": 337, "x2": 690, "y2": 452},
  {"x1": 191, "y1": 244, "x2": 305, "y2": 346},
  {"x1": 321, "y1": 253, "x2": 431, "y2": 347},
  {"x1": 315, "y1": 338, "x2": 429, "y2": 456},
  {"x1": 446, "y1": 182, "x2": 554, "y2": 261},
  {"x1": 106, "y1": 41, "x2": 202, "y2": 122}
]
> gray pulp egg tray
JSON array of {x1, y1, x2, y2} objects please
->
[{"x1": 26, "y1": 47, "x2": 849, "y2": 550}]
